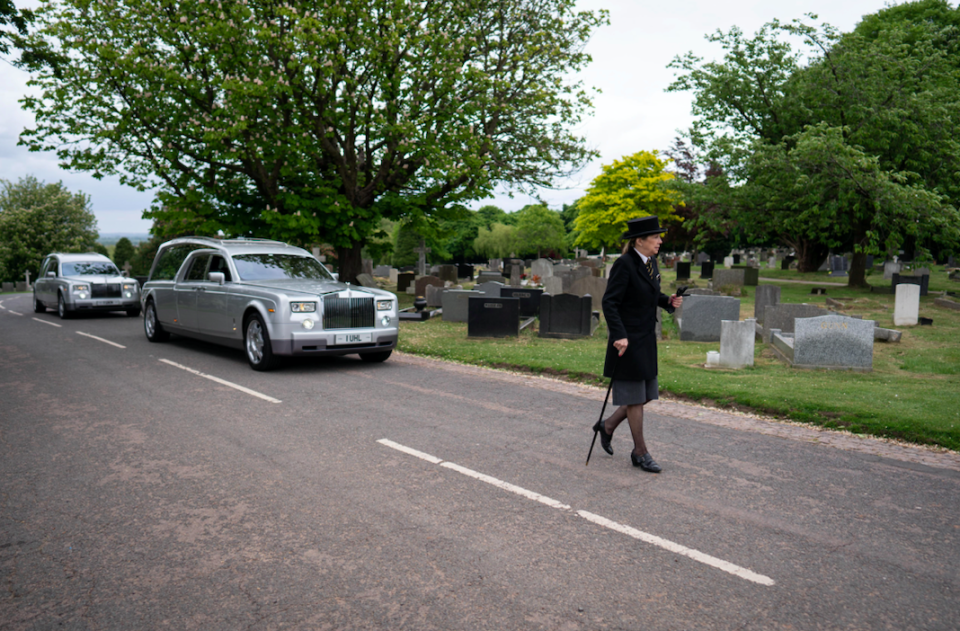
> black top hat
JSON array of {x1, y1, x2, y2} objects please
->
[{"x1": 621, "y1": 215, "x2": 667, "y2": 240}]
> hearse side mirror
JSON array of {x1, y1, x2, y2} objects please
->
[
  {"x1": 208, "y1": 271, "x2": 225, "y2": 285},
  {"x1": 47, "y1": 271, "x2": 55, "y2": 278}
]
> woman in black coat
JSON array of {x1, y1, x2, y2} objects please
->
[{"x1": 594, "y1": 216, "x2": 682, "y2": 472}]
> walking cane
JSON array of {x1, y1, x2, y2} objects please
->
[{"x1": 586, "y1": 286, "x2": 686, "y2": 466}]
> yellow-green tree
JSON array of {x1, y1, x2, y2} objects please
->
[{"x1": 574, "y1": 151, "x2": 682, "y2": 251}]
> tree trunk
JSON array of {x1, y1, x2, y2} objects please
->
[
  {"x1": 848, "y1": 251, "x2": 869, "y2": 288},
  {"x1": 795, "y1": 239, "x2": 829, "y2": 273},
  {"x1": 337, "y1": 242, "x2": 363, "y2": 284}
]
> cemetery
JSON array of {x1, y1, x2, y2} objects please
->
[{"x1": 370, "y1": 257, "x2": 960, "y2": 451}]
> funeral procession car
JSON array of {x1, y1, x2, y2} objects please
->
[
  {"x1": 139, "y1": 236, "x2": 398, "y2": 370},
  {"x1": 33, "y1": 252, "x2": 142, "y2": 318}
]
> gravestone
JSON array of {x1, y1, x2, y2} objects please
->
[
  {"x1": 121, "y1": 261, "x2": 133, "y2": 277},
  {"x1": 754, "y1": 286, "x2": 781, "y2": 324},
  {"x1": 829, "y1": 255, "x2": 848, "y2": 277},
  {"x1": 720, "y1": 319, "x2": 756, "y2": 368},
  {"x1": 531, "y1": 259, "x2": 554, "y2": 280},
  {"x1": 732, "y1": 254, "x2": 741, "y2": 265},
  {"x1": 780, "y1": 315, "x2": 875, "y2": 371},
  {"x1": 723, "y1": 256, "x2": 734, "y2": 268},
  {"x1": 501, "y1": 287, "x2": 544, "y2": 318},
  {"x1": 468, "y1": 296, "x2": 521, "y2": 338},
  {"x1": 488, "y1": 258, "x2": 502, "y2": 272},
  {"x1": 675, "y1": 261, "x2": 691, "y2": 281},
  {"x1": 457, "y1": 263, "x2": 475, "y2": 280},
  {"x1": 474, "y1": 281, "x2": 506, "y2": 297},
  {"x1": 2, "y1": 282, "x2": 13, "y2": 293},
  {"x1": 475, "y1": 271, "x2": 506, "y2": 284},
  {"x1": 699, "y1": 261, "x2": 715, "y2": 279},
  {"x1": 355, "y1": 273, "x2": 378, "y2": 288},
  {"x1": 414, "y1": 275, "x2": 444, "y2": 298},
  {"x1": 934, "y1": 296, "x2": 960, "y2": 312},
  {"x1": 389, "y1": 269, "x2": 399, "y2": 285},
  {"x1": 539, "y1": 293, "x2": 598, "y2": 339},
  {"x1": 946, "y1": 256, "x2": 957, "y2": 268},
  {"x1": 436, "y1": 264, "x2": 458, "y2": 284},
  {"x1": 425, "y1": 284, "x2": 445, "y2": 307},
  {"x1": 568, "y1": 276, "x2": 608, "y2": 311},
  {"x1": 441, "y1": 289, "x2": 481, "y2": 322},
  {"x1": 397, "y1": 272, "x2": 416, "y2": 293},
  {"x1": 543, "y1": 276, "x2": 564, "y2": 296},
  {"x1": 759, "y1": 304, "x2": 831, "y2": 343},
  {"x1": 509, "y1": 264, "x2": 522, "y2": 287},
  {"x1": 731, "y1": 265, "x2": 759, "y2": 286},
  {"x1": 894, "y1": 283, "x2": 920, "y2": 326},
  {"x1": 373, "y1": 265, "x2": 391, "y2": 278},
  {"x1": 696, "y1": 252, "x2": 710, "y2": 264},
  {"x1": 891, "y1": 272, "x2": 929, "y2": 297},
  {"x1": 780, "y1": 256, "x2": 795, "y2": 271},
  {"x1": 361, "y1": 259, "x2": 374, "y2": 276},
  {"x1": 15, "y1": 282, "x2": 26, "y2": 292},
  {"x1": 767, "y1": 256, "x2": 777, "y2": 269},
  {"x1": 677, "y1": 295, "x2": 741, "y2": 342},
  {"x1": 579, "y1": 259, "x2": 602, "y2": 269},
  {"x1": 552, "y1": 264, "x2": 572, "y2": 275},
  {"x1": 712, "y1": 268, "x2": 745, "y2": 289},
  {"x1": 883, "y1": 261, "x2": 902, "y2": 280}
]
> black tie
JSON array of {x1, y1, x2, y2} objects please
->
[{"x1": 646, "y1": 258, "x2": 655, "y2": 279}]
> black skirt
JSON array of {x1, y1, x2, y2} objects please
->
[{"x1": 612, "y1": 378, "x2": 659, "y2": 406}]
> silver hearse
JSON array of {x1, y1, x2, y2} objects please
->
[
  {"x1": 33, "y1": 252, "x2": 142, "y2": 318},
  {"x1": 140, "y1": 237, "x2": 398, "y2": 370}
]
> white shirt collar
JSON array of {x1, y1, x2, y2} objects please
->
[{"x1": 634, "y1": 247, "x2": 650, "y2": 264}]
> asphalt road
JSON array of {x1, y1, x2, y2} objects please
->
[{"x1": 1, "y1": 291, "x2": 958, "y2": 630}]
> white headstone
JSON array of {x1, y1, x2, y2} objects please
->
[
  {"x1": 723, "y1": 256, "x2": 734, "y2": 268},
  {"x1": 719, "y1": 319, "x2": 756, "y2": 369},
  {"x1": 893, "y1": 283, "x2": 920, "y2": 326}
]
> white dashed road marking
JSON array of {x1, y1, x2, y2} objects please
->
[
  {"x1": 9, "y1": 310, "x2": 23, "y2": 316},
  {"x1": 32, "y1": 318, "x2": 62, "y2": 327},
  {"x1": 159, "y1": 359, "x2": 282, "y2": 404},
  {"x1": 378, "y1": 438, "x2": 775, "y2": 587},
  {"x1": 77, "y1": 331, "x2": 126, "y2": 348}
]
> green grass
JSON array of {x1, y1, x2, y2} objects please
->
[{"x1": 395, "y1": 268, "x2": 960, "y2": 451}]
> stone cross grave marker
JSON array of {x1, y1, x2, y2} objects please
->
[
  {"x1": 414, "y1": 239, "x2": 431, "y2": 276},
  {"x1": 122, "y1": 261, "x2": 133, "y2": 276}
]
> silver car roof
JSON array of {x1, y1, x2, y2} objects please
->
[
  {"x1": 49, "y1": 253, "x2": 116, "y2": 263},
  {"x1": 159, "y1": 236, "x2": 312, "y2": 257}
]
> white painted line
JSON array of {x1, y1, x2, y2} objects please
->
[
  {"x1": 440, "y1": 461, "x2": 572, "y2": 510},
  {"x1": 77, "y1": 331, "x2": 126, "y2": 349},
  {"x1": 376, "y1": 439, "x2": 444, "y2": 464},
  {"x1": 577, "y1": 510, "x2": 775, "y2": 586},
  {"x1": 158, "y1": 359, "x2": 281, "y2": 403},
  {"x1": 33, "y1": 317, "x2": 62, "y2": 327},
  {"x1": 379, "y1": 439, "x2": 774, "y2": 586},
  {"x1": 9, "y1": 310, "x2": 23, "y2": 316}
]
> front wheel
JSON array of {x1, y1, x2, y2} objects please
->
[
  {"x1": 245, "y1": 314, "x2": 279, "y2": 371},
  {"x1": 143, "y1": 301, "x2": 169, "y2": 342},
  {"x1": 359, "y1": 350, "x2": 392, "y2": 363},
  {"x1": 57, "y1": 293, "x2": 72, "y2": 319},
  {"x1": 34, "y1": 294, "x2": 46, "y2": 313}
]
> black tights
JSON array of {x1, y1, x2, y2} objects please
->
[{"x1": 603, "y1": 404, "x2": 648, "y2": 456}]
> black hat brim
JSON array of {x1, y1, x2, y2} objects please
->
[{"x1": 622, "y1": 227, "x2": 668, "y2": 240}]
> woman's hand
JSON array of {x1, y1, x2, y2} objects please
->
[
  {"x1": 613, "y1": 338, "x2": 628, "y2": 356},
  {"x1": 669, "y1": 295, "x2": 683, "y2": 308}
]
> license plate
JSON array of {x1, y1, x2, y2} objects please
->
[
  {"x1": 335, "y1": 333, "x2": 372, "y2": 345},
  {"x1": 97, "y1": 300, "x2": 119, "y2": 306}
]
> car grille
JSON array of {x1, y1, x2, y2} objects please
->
[
  {"x1": 323, "y1": 296, "x2": 374, "y2": 329},
  {"x1": 92, "y1": 283, "x2": 122, "y2": 298}
]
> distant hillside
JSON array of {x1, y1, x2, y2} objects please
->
[{"x1": 98, "y1": 233, "x2": 151, "y2": 246}]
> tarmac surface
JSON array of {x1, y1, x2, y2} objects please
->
[{"x1": 1, "y1": 291, "x2": 958, "y2": 630}]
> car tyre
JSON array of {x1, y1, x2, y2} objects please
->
[
  {"x1": 34, "y1": 293, "x2": 46, "y2": 313},
  {"x1": 245, "y1": 313, "x2": 279, "y2": 371},
  {"x1": 359, "y1": 350, "x2": 392, "y2": 363},
  {"x1": 126, "y1": 308, "x2": 142, "y2": 317},
  {"x1": 143, "y1": 300, "x2": 169, "y2": 342},
  {"x1": 57, "y1": 292, "x2": 72, "y2": 319}
]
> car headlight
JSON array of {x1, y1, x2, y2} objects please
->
[
  {"x1": 290, "y1": 302, "x2": 317, "y2": 313},
  {"x1": 73, "y1": 284, "x2": 89, "y2": 293},
  {"x1": 377, "y1": 300, "x2": 393, "y2": 311},
  {"x1": 123, "y1": 284, "x2": 138, "y2": 292},
  {"x1": 381, "y1": 315, "x2": 392, "y2": 326}
]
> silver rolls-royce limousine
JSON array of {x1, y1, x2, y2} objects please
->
[
  {"x1": 140, "y1": 237, "x2": 398, "y2": 370},
  {"x1": 33, "y1": 252, "x2": 142, "y2": 318}
]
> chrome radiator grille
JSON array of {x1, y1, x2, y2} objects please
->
[
  {"x1": 323, "y1": 296, "x2": 374, "y2": 330},
  {"x1": 92, "y1": 283, "x2": 121, "y2": 298}
]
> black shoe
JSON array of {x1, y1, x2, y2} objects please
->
[
  {"x1": 631, "y1": 452, "x2": 662, "y2": 473},
  {"x1": 592, "y1": 420, "x2": 613, "y2": 455}
]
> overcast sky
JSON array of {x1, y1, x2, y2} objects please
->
[{"x1": 1, "y1": 0, "x2": 897, "y2": 234}]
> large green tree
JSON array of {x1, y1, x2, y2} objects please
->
[
  {"x1": 0, "y1": 176, "x2": 99, "y2": 282},
  {"x1": 573, "y1": 150, "x2": 682, "y2": 252},
  {"x1": 668, "y1": 4, "x2": 960, "y2": 284},
  {"x1": 512, "y1": 204, "x2": 567, "y2": 258},
  {"x1": 19, "y1": 0, "x2": 607, "y2": 282}
]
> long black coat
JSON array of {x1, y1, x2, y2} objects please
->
[{"x1": 602, "y1": 248, "x2": 675, "y2": 381}]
